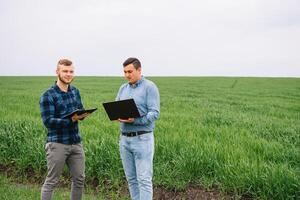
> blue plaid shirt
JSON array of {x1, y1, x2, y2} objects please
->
[{"x1": 40, "y1": 83, "x2": 84, "y2": 144}]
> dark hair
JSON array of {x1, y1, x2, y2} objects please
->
[
  {"x1": 57, "y1": 58, "x2": 72, "y2": 67},
  {"x1": 123, "y1": 57, "x2": 141, "y2": 69}
]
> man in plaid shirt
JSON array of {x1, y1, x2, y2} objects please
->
[{"x1": 40, "y1": 59, "x2": 89, "y2": 200}]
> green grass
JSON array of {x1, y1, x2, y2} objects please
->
[
  {"x1": 0, "y1": 76, "x2": 299, "y2": 199},
  {"x1": 0, "y1": 173, "x2": 129, "y2": 200}
]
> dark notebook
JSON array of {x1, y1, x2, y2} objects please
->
[
  {"x1": 62, "y1": 108, "x2": 97, "y2": 119},
  {"x1": 102, "y1": 99, "x2": 140, "y2": 120}
]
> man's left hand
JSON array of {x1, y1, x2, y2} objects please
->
[
  {"x1": 118, "y1": 118, "x2": 134, "y2": 123},
  {"x1": 71, "y1": 113, "x2": 90, "y2": 122}
]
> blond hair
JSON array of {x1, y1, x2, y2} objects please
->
[{"x1": 57, "y1": 59, "x2": 72, "y2": 68}]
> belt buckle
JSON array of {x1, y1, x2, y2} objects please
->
[{"x1": 132, "y1": 132, "x2": 138, "y2": 137}]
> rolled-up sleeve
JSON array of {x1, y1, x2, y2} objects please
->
[
  {"x1": 133, "y1": 84, "x2": 160, "y2": 125},
  {"x1": 40, "y1": 94, "x2": 73, "y2": 128}
]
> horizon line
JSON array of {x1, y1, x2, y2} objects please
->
[{"x1": 0, "y1": 75, "x2": 299, "y2": 78}]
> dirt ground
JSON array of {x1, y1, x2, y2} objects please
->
[
  {"x1": 153, "y1": 185, "x2": 232, "y2": 200},
  {"x1": 1, "y1": 164, "x2": 252, "y2": 200}
]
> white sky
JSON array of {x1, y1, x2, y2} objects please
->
[{"x1": 0, "y1": 0, "x2": 299, "y2": 76}]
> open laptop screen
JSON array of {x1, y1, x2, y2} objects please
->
[{"x1": 102, "y1": 98, "x2": 140, "y2": 120}]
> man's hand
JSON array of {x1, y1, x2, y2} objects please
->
[
  {"x1": 117, "y1": 118, "x2": 134, "y2": 123},
  {"x1": 71, "y1": 113, "x2": 90, "y2": 122}
]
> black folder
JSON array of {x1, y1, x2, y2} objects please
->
[
  {"x1": 102, "y1": 99, "x2": 140, "y2": 120},
  {"x1": 62, "y1": 108, "x2": 97, "y2": 119}
]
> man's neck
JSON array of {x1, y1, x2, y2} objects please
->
[
  {"x1": 130, "y1": 76, "x2": 142, "y2": 85},
  {"x1": 56, "y1": 80, "x2": 69, "y2": 92}
]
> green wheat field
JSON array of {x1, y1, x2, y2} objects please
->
[{"x1": 0, "y1": 76, "x2": 299, "y2": 199}]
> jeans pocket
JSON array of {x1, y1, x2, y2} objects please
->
[
  {"x1": 45, "y1": 142, "x2": 51, "y2": 151},
  {"x1": 47, "y1": 142, "x2": 58, "y2": 152},
  {"x1": 45, "y1": 142, "x2": 52, "y2": 157},
  {"x1": 138, "y1": 133, "x2": 152, "y2": 141}
]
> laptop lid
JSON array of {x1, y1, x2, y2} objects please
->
[{"x1": 102, "y1": 98, "x2": 141, "y2": 121}]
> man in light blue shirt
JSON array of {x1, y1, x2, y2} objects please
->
[{"x1": 116, "y1": 57, "x2": 160, "y2": 200}]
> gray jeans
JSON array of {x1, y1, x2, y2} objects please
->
[{"x1": 41, "y1": 142, "x2": 85, "y2": 200}]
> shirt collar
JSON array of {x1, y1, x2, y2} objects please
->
[
  {"x1": 53, "y1": 81, "x2": 71, "y2": 93},
  {"x1": 129, "y1": 76, "x2": 144, "y2": 88}
]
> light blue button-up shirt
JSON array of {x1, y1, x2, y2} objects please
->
[{"x1": 116, "y1": 76, "x2": 160, "y2": 132}]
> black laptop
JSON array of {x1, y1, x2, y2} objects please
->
[
  {"x1": 102, "y1": 99, "x2": 140, "y2": 120},
  {"x1": 62, "y1": 108, "x2": 97, "y2": 119}
]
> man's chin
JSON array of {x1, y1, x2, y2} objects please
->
[
  {"x1": 61, "y1": 79, "x2": 73, "y2": 84},
  {"x1": 128, "y1": 79, "x2": 135, "y2": 83}
]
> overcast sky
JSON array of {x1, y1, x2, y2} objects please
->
[{"x1": 0, "y1": 0, "x2": 299, "y2": 76}]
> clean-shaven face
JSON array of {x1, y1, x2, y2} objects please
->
[
  {"x1": 123, "y1": 63, "x2": 141, "y2": 84},
  {"x1": 56, "y1": 64, "x2": 74, "y2": 84}
]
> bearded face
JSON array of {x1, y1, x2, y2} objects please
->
[{"x1": 56, "y1": 65, "x2": 74, "y2": 84}]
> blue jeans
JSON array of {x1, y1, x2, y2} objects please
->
[{"x1": 119, "y1": 132, "x2": 154, "y2": 200}]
